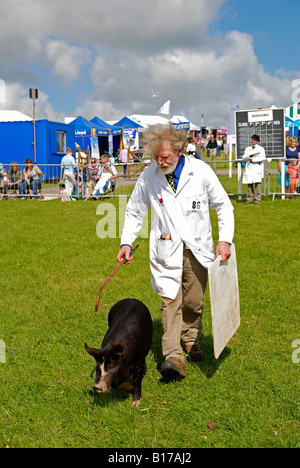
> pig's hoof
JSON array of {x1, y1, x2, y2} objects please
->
[{"x1": 132, "y1": 399, "x2": 141, "y2": 407}]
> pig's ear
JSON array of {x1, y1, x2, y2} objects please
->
[
  {"x1": 109, "y1": 342, "x2": 124, "y2": 360},
  {"x1": 85, "y1": 343, "x2": 101, "y2": 359}
]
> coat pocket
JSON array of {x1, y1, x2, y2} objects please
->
[{"x1": 157, "y1": 238, "x2": 172, "y2": 265}]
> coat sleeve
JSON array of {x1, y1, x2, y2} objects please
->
[
  {"x1": 252, "y1": 146, "x2": 266, "y2": 163},
  {"x1": 242, "y1": 147, "x2": 250, "y2": 160},
  {"x1": 120, "y1": 172, "x2": 151, "y2": 247},
  {"x1": 205, "y1": 165, "x2": 235, "y2": 245}
]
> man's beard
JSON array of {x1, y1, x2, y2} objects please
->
[{"x1": 157, "y1": 157, "x2": 179, "y2": 175}]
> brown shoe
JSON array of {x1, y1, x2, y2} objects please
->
[
  {"x1": 243, "y1": 200, "x2": 252, "y2": 205},
  {"x1": 160, "y1": 357, "x2": 186, "y2": 379},
  {"x1": 185, "y1": 344, "x2": 204, "y2": 362}
]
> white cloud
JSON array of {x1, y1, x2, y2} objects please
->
[
  {"x1": 0, "y1": 0, "x2": 225, "y2": 49},
  {"x1": 3, "y1": 83, "x2": 64, "y2": 122},
  {"x1": 44, "y1": 39, "x2": 92, "y2": 86},
  {"x1": 74, "y1": 29, "x2": 294, "y2": 126},
  {"x1": 0, "y1": 0, "x2": 298, "y2": 126}
]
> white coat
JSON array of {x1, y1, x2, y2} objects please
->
[
  {"x1": 242, "y1": 144, "x2": 266, "y2": 184},
  {"x1": 121, "y1": 157, "x2": 234, "y2": 300}
]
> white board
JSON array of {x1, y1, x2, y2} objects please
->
[{"x1": 208, "y1": 244, "x2": 240, "y2": 359}]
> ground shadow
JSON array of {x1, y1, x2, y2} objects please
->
[
  {"x1": 85, "y1": 365, "x2": 150, "y2": 407},
  {"x1": 87, "y1": 386, "x2": 133, "y2": 407},
  {"x1": 189, "y1": 333, "x2": 231, "y2": 379},
  {"x1": 151, "y1": 318, "x2": 231, "y2": 381}
]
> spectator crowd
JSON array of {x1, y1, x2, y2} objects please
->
[{"x1": 0, "y1": 133, "x2": 299, "y2": 201}]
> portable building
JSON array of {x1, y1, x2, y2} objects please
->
[{"x1": 0, "y1": 119, "x2": 75, "y2": 178}]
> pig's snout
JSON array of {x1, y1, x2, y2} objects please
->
[{"x1": 93, "y1": 379, "x2": 109, "y2": 393}]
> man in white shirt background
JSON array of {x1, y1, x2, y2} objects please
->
[{"x1": 242, "y1": 134, "x2": 266, "y2": 205}]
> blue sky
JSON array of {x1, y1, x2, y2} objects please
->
[
  {"x1": 0, "y1": 0, "x2": 298, "y2": 127},
  {"x1": 215, "y1": 0, "x2": 298, "y2": 75}
]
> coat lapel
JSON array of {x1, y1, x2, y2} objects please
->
[
  {"x1": 155, "y1": 157, "x2": 194, "y2": 195},
  {"x1": 175, "y1": 157, "x2": 192, "y2": 196}
]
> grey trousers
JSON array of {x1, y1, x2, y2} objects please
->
[
  {"x1": 64, "y1": 173, "x2": 75, "y2": 201},
  {"x1": 247, "y1": 182, "x2": 261, "y2": 203}
]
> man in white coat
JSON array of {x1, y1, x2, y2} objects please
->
[
  {"x1": 117, "y1": 125, "x2": 234, "y2": 380},
  {"x1": 242, "y1": 134, "x2": 266, "y2": 205}
]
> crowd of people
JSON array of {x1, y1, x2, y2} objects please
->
[
  {"x1": 0, "y1": 132, "x2": 299, "y2": 201},
  {"x1": 185, "y1": 134, "x2": 225, "y2": 160},
  {"x1": 60, "y1": 149, "x2": 119, "y2": 201},
  {"x1": 0, "y1": 159, "x2": 44, "y2": 199}
]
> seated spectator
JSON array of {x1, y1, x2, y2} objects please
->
[
  {"x1": 93, "y1": 154, "x2": 118, "y2": 199},
  {"x1": 0, "y1": 163, "x2": 8, "y2": 198},
  {"x1": 5, "y1": 162, "x2": 25, "y2": 198},
  {"x1": 86, "y1": 158, "x2": 99, "y2": 188},
  {"x1": 23, "y1": 158, "x2": 44, "y2": 199}
]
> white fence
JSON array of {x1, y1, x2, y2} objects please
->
[{"x1": 0, "y1": 159, "x2": 299, "y2": 201}]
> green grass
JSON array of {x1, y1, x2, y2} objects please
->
[{"x1": 0, "y1": 196, "x2": 299, "y2": 448}]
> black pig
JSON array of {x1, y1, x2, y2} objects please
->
[{"x1": 85, "y1": 298, "x2": 153, "y2": 407}]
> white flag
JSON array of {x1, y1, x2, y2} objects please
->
[{"x1": 158, "y1": 100, "x2": 170, "y2": 115}]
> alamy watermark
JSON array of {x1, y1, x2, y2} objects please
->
[
  {"x1": 292, "y1": 339, "x2": 300, "y2": 364},
  {"x1": 96, "y1": 197, "x2": 153, "y2": 239},
  {"x1": 0, "y1": 340, "x2": 5, "y2": 364},
  {"x1": 292, "y1": 79, "x2": 300, "y2": 103}
]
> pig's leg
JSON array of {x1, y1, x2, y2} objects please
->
[{"x1": 132, "y1": 362, "x2": 145, "y2": 407}]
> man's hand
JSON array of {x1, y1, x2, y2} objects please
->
[
  {"x1": 117, "y1": 245, "x2": 132, "y2": 264},
  {"x1": 215, "y1": 241, "x2": 231, "y2": 262}
]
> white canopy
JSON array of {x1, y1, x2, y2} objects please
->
[
  {"x1": 129, "y1": 114, "x2": 201, "y2": 131},
  {"x1": 0, "y1": 110, "x2": 31, "y2": 122},
  {"x1": 170, "y1": 115, "x2": 201, "y2": 131},
  {"x1": 128, "y1": 114, "x2": 169, "y2": 128}
]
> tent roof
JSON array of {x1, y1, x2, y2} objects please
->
[
  {"x1": 114, "y1": 116, "x2": 144, "y2": 130},
  {"x1": 0, "y1": 110, "x2": 31, "y2": 122},
  {"x1": 90, "y1": 116, "x2": 122, "y2": 135},
  {"x1": 170, "y1": 115, "x2": 201, "y2": 131},
  {"x1": 70, "y1": 116, "x2": 110, "y2": 136},
  {"x1": 128, "y1": 114, "x2": 169, "y2": 128}
]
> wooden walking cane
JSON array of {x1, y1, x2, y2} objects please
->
[{"x1": 95, "y1": 244, "x2": 139, "y2": 312}]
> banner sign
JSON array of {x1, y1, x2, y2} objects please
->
[{"x1": 90, "y1": 136, "x2": 100, "y2": 159}]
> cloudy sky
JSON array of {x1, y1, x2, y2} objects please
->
[{"x1": 0, "y1": 0, "x2": 299, "y2": 127}]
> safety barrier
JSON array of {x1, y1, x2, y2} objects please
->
[
  {"x1": 0, "y1": 162, "x2": 151, "y2": 201},
  {"x1": 0, "y1": 158, "x2": 298, "y2": 201}
]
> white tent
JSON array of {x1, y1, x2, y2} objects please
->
[
  {"x1": 0, "y1": 110, "x2": 31, "y2": 122},
  {"x1": 170, "y1": 115, "x2": 190, "y2": 130},
  {"x1": 129, "y1": 114, "x2": 201, "y2": 131},
  {"x1": 128, "y1": 114, "x2": 169, "y2": 128},
  {"x1": 170, "y1": 115, "x2": 201, "y2": 131}
]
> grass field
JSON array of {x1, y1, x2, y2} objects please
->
[{"x1": 0, "y1": 195, "x2": 299, "y2": 448}]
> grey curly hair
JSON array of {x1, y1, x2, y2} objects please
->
[{"x1": 143, "y1": 124, "x2": 187, "y2": 155}]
